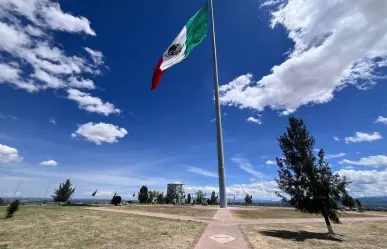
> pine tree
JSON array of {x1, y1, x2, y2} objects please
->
[
  {"x1": 276, "y1": 117, "x2": 350, "y2": 234},
  {"x1": 210, "y1": 191, "x2": 217, "y2": 205},
  {"x1": 355, "y1": 199, "x2": 363, "y2": 211},
  {"x1": 157, "y1": 192, "x2": 165, "y2": 204},
  {"x1": 196, "y1": 190, "x2": 204, "y2": 204},
  {"x1": 52, "y1": 179, "x2": 75, "y2": 204},
  {"x1": 342, "y1": 194, "x2": 356, "y2": 209},
  {"x1": 138, "y1": 185, "x2": 149, "y2": 204}
]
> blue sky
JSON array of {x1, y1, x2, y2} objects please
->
[{"x1": 1, "y1": 0, "x2": 387, "y2": 200}]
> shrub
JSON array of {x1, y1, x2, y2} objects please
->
[{"x1": 5, "y1": 200, "x2": 20, "y2": 219}]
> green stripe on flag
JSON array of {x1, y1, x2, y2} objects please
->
[{"x1": 185, "y1": 2, "x2": 209, "y2": 57}]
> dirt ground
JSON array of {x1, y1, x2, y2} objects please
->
[
  {"x1": 0, "y1": 206, "x2": 204, "y2": 249},
  {"x1": 120, "y1": 205, "x2": 217, "y2": 218},
  {"x1": 241, "y1": 221, "x2": 387, "y2": 249},
  {"x1": 232, "y1": 207, "x2": 385, "y2": 219}
]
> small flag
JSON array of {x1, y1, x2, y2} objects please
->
[
  {"x1": 151, "y1": 2, "x2": 208, "y2": 90},
  {"x1": 92, "y1": 190, "x2": 98, "y2": 197}
]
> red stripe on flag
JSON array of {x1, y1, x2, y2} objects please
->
[{"x1": 151, "y1": 57, "x2": 165, "y2": 90}]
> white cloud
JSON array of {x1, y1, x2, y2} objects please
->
[
  {"x1": 325, "y1": 153, "x2": 346, "y2": 159},
  {"x1": 49, "y1": 118, "x2": 56, "y2": 125},
  {"x1": 0, "y1": 144, "x2": 23, "y2": 163},
  {"x1": 339, "y1": 155, "x2": 387, "y2": 167},
  {"x1": 72, "y1": 122, "x2": 128, "y2": 145},
  {"x1": 67, "y1": 89, "x2": 120, "y2": 116},
  {"x1": 68, "y1": 77, "x2": 95, "y2": 90},
  {"x1": 260, "y1": 0, "x2": 285, "y2": 7},
  {"x1": 232, "y1": 157, "x2": 265, "y2": 179},
  {"x1": 0, "y1": 63, "x2": 39, "y2": 92},
  {"x1": 84, "y1": 47, "x2": 104, "y2": 66},
  {"x1": 39, "y1": 160, "x2": 58, "y2": 166},
  {"x1": 336, "y1": 168, "x2": 387, "y2": 197},
  {"x1": 220, "y1": 1, "x2": 387, "y2": 114},
  {"x1": 375, "y1": 116, "x2": 387, "y2": 125},
  {"x1": 345, "y1": 132, "x2": 382, "y2": 144},
  {"x1": 40, "y1": 2, "x2": 95, "y2": 35},
  {"x1": 247, "y1": 116, "x2": 262, "y2": 124},
  {"x1": 266, "y1": 160, "x2": 275, "y2": 165},
  {"x1": 187, "y1": 166, "x2": 217, "y2": 178},
  {"x1": 333, "y1": 136, "x2": 340, "y2": 142},
  {"x1": 0, "y1": 0, "x2": 118, "y2": 112}
]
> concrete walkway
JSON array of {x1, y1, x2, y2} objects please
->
[{"x1": 193, "y1": 208, "x2": 250, "y2": 249}]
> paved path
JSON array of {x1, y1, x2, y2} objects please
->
[{"x1": 193, "y1": 208, "x2": 250, "y2": 249}]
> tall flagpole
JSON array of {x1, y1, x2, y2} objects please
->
[{"x1": 210, "y1": 0, "x2": 227, "y2": 208}]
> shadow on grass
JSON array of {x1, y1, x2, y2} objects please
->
[{"x1": 259, "y1": 230, "x2": 344, "y2": 242}]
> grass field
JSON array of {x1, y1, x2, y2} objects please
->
[
  {"x1": 0, "y1": 206, "x2": 204, "y2": 249},
  {"x1": 120, "y1": 205, "x2": 217, "y2": 218},
  {"x1": 242, "y1": 221, "x2": 387, "y2": 249},
  {"x1": 232, "y1": 207, "x2": 384, "y2": 219}
]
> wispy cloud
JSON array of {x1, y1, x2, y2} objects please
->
[
  {"x1": 187, "y1": 166, "x2": 217, "y2": 178},
  {"x1": 325, "y1": 153, "x2": 346, "y2": 159},
  {"x1": 231, "y1": 157, "x2": 265, "y2": 179},
  {"x1": 265, "y1": 160, "x2": 276, "y2": 165},
  {"x1": 39, "y1": 160, "x2": 58, "y2": 166},
  {"x1": 333, "y1": 136, "x2": 340, "y2": 142}
]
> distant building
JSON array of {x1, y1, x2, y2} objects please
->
[{"x1": 167, "y1": 182, "x2": 185, "y2": 204}]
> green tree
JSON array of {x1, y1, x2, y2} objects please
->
[
  {"x1": 138, "y1": 185, "x2": 149, "y2": 204},
  {"x1": 244, "y1": 194, "x2": 252, "y2": 205},
  {"x1": 157, "y1": 192, "x2": 165, "y2": 204},
  {"x1": 52, "y1": 179, "x2": 75, "y2": 204},
  {"x1": 5, "y1": 199, "x2": 20, "y2": 219},
  {"x1": 342, "y1": 194, "x2": 356, "y2": 209},
  {"x1": 355, "y1": 199, "x2": 363, "y2": 211},
  {"x1": 187, "y1": 193, "x2": 192, "y2": 204},
  {"x1": 148, "y1": 190, "x2": 158, "y2": 204},
  {"x1": 210, "y1": 191, "x2": 217, "y2": 205},
  {"x1": 276, "y1": 117, "x2": 350, "y2": 234},
  {"x1": 196, "y1": 190, "x2": 204, "y2": 204},
  {"x1": 0, "y1": 198, "x2": 4, "y2": 206}
]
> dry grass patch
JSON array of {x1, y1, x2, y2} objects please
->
[
  {"x1": 242, "y1": 221, "x2": 387, "y2": 249},
  {"x1": 0, "y1": 205, "x2": 204, "y2": 249},
  {"x1": 121, "y1": 205, "x2": 217, "y2": 218},
  {"x1": 233, "y1": 207, "x2": 382, "y2": 219}
]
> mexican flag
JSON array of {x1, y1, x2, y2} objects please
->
[{"x1": 151, "y1": 2, "x2": 209, "y2": 90}]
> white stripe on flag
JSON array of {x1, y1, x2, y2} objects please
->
[{"x1": 160, "y1": 26, "x2": 187, "y2": 71}]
